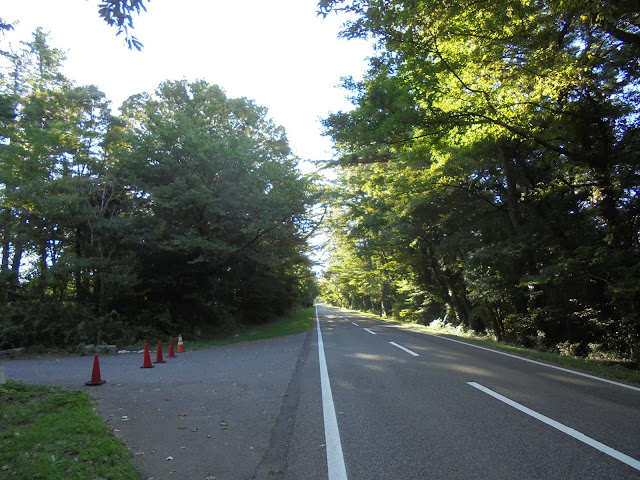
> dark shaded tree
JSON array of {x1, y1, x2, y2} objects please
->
[{"x1": 318, "y1": 0, "x2": 640, "y2": 362}]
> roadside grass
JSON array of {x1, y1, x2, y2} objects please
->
[
  {"x1": 337, "y1": 307, "x2": 640, "y2": 385},
  {"x1": 183, "y1": 306, "x2": 316, "y2": 351},
  {"x1": 124, "y1": 307, "x2": 316, "y2": 352},
  {"x1": 0, "y1": 307, "x2": 317, "y2": 359},
  {"x1": 0, "y1": 381, "x2": 141, "y2": 480}
]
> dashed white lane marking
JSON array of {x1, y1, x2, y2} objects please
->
[
  {"x1": 316, "y1": 307, "x2": 348, "y2": 480},
  {"x1": 390, "y1": 342, "x2": 420, "y2": 357},
  {"x1": 352, "y1": 322, "x2": 359, "y2": 326},
  {"x1": 468, "y1": 382, "x2": 640, "y2": 471},
  {"x1": 364, "y1": 328, "x2": 377, "y2": 335}
]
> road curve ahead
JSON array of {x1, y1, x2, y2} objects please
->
[{"x1": 303, "y1": 304, "x2": 640, "y2": 480}]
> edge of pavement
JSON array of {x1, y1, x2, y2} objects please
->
[{"x1": 4, "y1": 331, "x2": 313, "y2": 480}]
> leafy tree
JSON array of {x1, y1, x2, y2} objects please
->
[
  {"x1": 118, "y1": 79, "x2": 317, "y2": 333},
  {"x1": 319, "y1": 0, "x2": 640, "y2": 361},
  {"x1": 0, "y1": 33, "x2": 319, "y2": 348},
  {"x1": 0, "y1": 29, "x2": 130, "y2": 346}
]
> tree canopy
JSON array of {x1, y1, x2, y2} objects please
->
[
  {"x1": 318, "y1": 0, "x2": 640, "y2": 363},
  {"x1": 0, "y1": 30, "x2": 318, "y2": 348}
]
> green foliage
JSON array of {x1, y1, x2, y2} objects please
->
[
  {"x1": 319, "y1": 0, "x2": 640, "y2": 362},
  {"x1": 184, "y1": 306, "x2": 316, "y2": 350},
  {"x1": 0, "y1": 381, "x2": 142, "y2": 479},
  {"x1": 0, "y1": 32, "x2": 319, "y2": 349},
  {"x1": 97, "y1": 0, "x2": 148, "y2": 50},
  {"x1": 117, "y1": 79, "x2": 318, "y2": 333}
]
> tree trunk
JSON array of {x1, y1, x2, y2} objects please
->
[
  {"x1": 1, "y1": 241, "x2": 9, "y2": 271},
  {"x1": 381, "y1": 280, "x2": 393, "y2": 317},
  {"x1": 593, "y1": 170, "x2": 628, "y2": 248},
  {"x1": 450, "y1": 288, "x2": 472, "y2": 330},
  {"x1": 11, "y1": 246, "x2": 22, "y2": 286},
  {"x1": 499, "y1": 140, "x2": 522, "y2": 234},
  {"x1": 491, "y1": 308, "x2": 505, "y2": 341},
  {"x1": 38, "y1": 241, "x2": 48, "y2": 300}
]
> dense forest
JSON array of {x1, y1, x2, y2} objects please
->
[
  {"x1": 318, "y1": 0, "x2": 640, "y2": 363},
  {"x1": 0, "y1": 29, "x2": 319, "y2": 348}
]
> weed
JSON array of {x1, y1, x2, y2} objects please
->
[{"x1": 0, "y1": 381, "x2": 141, "y2": 479}]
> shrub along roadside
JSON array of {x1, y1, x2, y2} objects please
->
[
  {"x1": 140, "y1": 306, "x2": 317, "y2": 352},
  {"x1": 0, "y1": 307, "x2": 317, "y2": 360},
  {"x1": 0, "y1": 381, "x2": 142, "y2": 480}
]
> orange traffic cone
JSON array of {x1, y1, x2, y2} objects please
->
[
  {"x1": 167, "y1": 337, "x2": 176, "y2": 358},
  {"x1": 85, "y1": 355, "x2": 106, "y2": 386},
  {"x1": 177, "y1": 334, "x2": 185, "y2": 353},
  {"x1": 141, "y1": 344, "x2": 154, "y2": 368},
  {"x1": 154, "y1": 341, "x2": 166, "y2": 364}
]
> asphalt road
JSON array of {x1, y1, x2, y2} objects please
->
[
  {"x1": 4, "y1": 304, "x2": 640, "y2": 479},
  {"x1": 306, "y1": 304, "x2": 640, "y2": 480},
  {"x1": 3, "y1": 334, "x2": 309, "y2": 480}
]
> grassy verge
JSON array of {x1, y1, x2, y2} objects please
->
[
  {"x1": 180, "y1": 306, "x2": 316, "y2": 351},
  {"x1": 0, "y1": 381, "x2": 142, "y2": 480},
  {"x1": 1, "y1": 307, "x2": 318, "y2": 359},
  {"x1": 336, "y1": 307, "x2": 640, "y2": 385}
]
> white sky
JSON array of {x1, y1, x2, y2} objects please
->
[{"x1": 1, "y1": 0, "x2": 373, "y2": 167}]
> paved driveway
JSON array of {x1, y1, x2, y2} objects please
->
[{"x1": 3, "y1": 333, "x2": 310, "y2": 480}]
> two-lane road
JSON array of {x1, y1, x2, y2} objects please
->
[{"x1": 293, "y1": 304, "x2": 640, "y2": 479}]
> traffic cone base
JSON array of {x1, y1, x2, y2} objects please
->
[
  {"x1": 167, "y1": 337, "x2": 176, "y2": 358},
  {"x1": 141, "y1": 344, "x2": 155, "y2": 368},
  {"x1": 85, "y1": 354, "x2": 106, "y2": 386},
  {"x1": 155, "y1": 341, "x2": 166, "y2": 364}
]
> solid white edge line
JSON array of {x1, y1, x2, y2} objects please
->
[
  {"x1": 467, "y1": 382, "x2": 640, "y2": 471},
  {"x1": 364, "y1": 328, "x2": 377, "y2": 335},
  {"x1": 390, "y1": 341, "x2": 420, "y2": 357},
  {"x1": 316, "y1": 307, "x2": 348, "y2": 480},
  {"x1": 425, "y1": 332, "x2": 640, "y2": 392}
]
